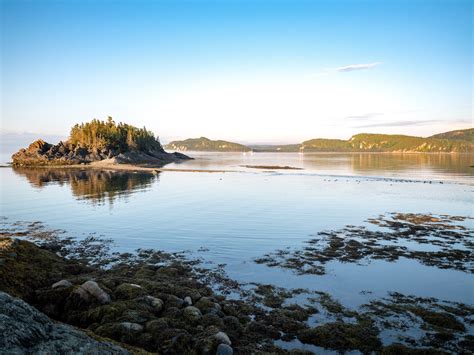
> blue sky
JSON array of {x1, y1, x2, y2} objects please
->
[{"x1": 1, "y1": 0, "x2": 472, "y2": 144}]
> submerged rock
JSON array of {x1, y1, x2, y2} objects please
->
[{"x1": 0, "y1": 291, "x2": 129, "y2": 354}]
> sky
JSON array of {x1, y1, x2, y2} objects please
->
[{"x1": 1, "y1": 0, "x2": 472, "y2": 145}]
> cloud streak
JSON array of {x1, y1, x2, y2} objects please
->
[
  {"x1": 345, "y1": 112, "x2": 383, "y2": 120},
  {"x1": 334, "y1": 62, "x2": 381, "y2": 72},
  {"x1": 354, "y1": 120, "x2": 442, "y2": 128}
]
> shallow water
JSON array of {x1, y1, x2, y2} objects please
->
[{"x1": 0, "y1": 153, "x2": 473, "y2": 308}]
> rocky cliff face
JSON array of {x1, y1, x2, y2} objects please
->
[
  {"x1": 11, "y1": 139, "x2": 190, "y2": 167},
  {"x1": 0, "y1": 291, "x2": 129, "y2": 354}
]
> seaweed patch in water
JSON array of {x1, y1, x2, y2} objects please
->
[{"x1": 255, "y1": 213, "x2": 473, "y2": 274}]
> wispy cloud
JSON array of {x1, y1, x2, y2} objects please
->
[
  {"x1": 345, "y1": 112, "x2": 383, "y2": 120},
  {"x1": 333, "y1": 62, "x2": 381, "y2": 72},
  {"x1": 354, "y1": 120, "x2": 442, "y2": 128}
]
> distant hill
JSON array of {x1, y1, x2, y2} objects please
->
[
  {"x1": 429, "y1": 128, "x2": 474, "y2": 142},
  {"x1": 256, "y1": 130, "x2": 474, "y2": 153},
  {"x1": 302, "y1": 133, "x2": 473, "y2": 152},
  {"x1": 165, "y1": 137, "x2": 251, "y2": 152},
  {"x1": 250, "y1": 144, "x2": 301, "y2": 152},
  {"x1": 166, "y1": 128, "x2": 474, "y2": 153}
]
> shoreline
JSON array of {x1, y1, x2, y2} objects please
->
[
  {"x1": 2, "y1": 162, "x2": 238, "y2": 174},
  {"x1": 1, "y1": 216, "x2": 472, "y2": 354},
  {"x1": 2, "y1": 162, "x2": 472, "y2": 186}
]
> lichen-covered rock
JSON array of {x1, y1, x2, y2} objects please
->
[{"x1": 0, "y1": 291, "x2": 129, "y2": 354}]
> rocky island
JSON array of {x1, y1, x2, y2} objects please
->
[{"x1": 12, "y1": 117, "x2": 190, "y2": 167}]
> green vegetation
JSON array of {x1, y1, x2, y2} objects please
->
[
  {"x1": 165, "y1": 137, "x2": 251, "y2": 152},
  {"x1": 257, "y1": 132, "x2": 473, "y2": 153},
  {"x1": 69, "y1": 117, "x2": 163, "y2": 153},
  {"x1": 429, "y1": 128, "x2": 474, "y2": 142},
  {"x1": 342, "y1": 133, "x2": 473, "y2": 152},
  {"x1": 300, "y1": 138, "x2": 351, "y2": 152}
]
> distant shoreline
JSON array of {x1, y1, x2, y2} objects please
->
[{"x1": 166, "y1": 150, "x2": 474, "y2": 155}]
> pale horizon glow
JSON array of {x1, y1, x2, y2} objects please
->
[{"x1": 1, "y1": 0, "x2": 472, "y2": 145}]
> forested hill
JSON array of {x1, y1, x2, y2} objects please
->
[
  {"x1": 163, "y1": 129, "x2": 474, "y2": 153},
  {"x1": 301, "y1": 133, "x2": 473, "y2": 152},
  {"x1": 165, "y1": 137, "x2": 252, "y2": 152},
  {"x1": 429, "y1": 128, "x2": 473, "y2": 142}
]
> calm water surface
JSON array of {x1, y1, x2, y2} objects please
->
[{"x1": 1, "y1": 153, "x2": 473, "y2": 308}]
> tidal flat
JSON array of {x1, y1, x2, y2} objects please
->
[{"x1": 0, "y1": 152, "x2": 473, "y2": 353}]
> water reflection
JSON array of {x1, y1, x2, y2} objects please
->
[
  {"x1": 12, "y1": 167, "x2": 158, "y2": 204},
  {"x1": 165, "y1": 152, "x2": 474, "y2": 181},
  {"x1": 345, "y1": 153, "x2": 474, "y2": 176}
]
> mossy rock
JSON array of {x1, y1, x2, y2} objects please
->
[
  {"x1": 0, "y1": 238, "x2": 85, "y2": 300},
  {"x1": 195, "y1": 297, "x2": 220, "y2": 314},
  {"x1": 114, "y1": 283, "x2": 147, "y2": 300},
  {"x1": 380, "y1": 343, "x2": 448, "y2": 354},
  {"x1": 409, "y1": 307, "x2": 465, "y2": 332},
  {"x1": 297, "y1": 320, "x2": 381, "y2": 353}
]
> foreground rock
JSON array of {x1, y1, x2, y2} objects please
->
[{"x1": 0, "y1": 291, "x2": 129, "y2": 354}]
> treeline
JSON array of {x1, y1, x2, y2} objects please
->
[{"x1": 69, "y1": 117, "x2": 163, "y2": 153}]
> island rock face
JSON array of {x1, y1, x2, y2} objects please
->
[
  {"x1": 12, "y1": 118, "x2": 191, "y2": 167},
  {"x1": 165, "y1": 137, "x2": 252, "y2": 152},
  {"x1": 0, "y1": 291, "x2": 129, "y2": 354}
]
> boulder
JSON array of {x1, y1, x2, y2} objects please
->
[
  {"x1": 120, "y1": 322, "x2": 144, "y2": 332},
  {"x1": 216, "y1": 343, "x2": 234, "y2": 355},
  {"x1": 214, "y1": 331, "x2": 231, "y2": 345},
  {"x1": 184, "y1": 296, "x2": 193, "y2": 306},
  {"x1": 143, "y1": 295, "x2": 164, "y2": 312},
  {"x1": 0, "y1": 291, "x2": 129, "y2": 354},
  {"x1": 75, "y1": 280, "x2": 111, "y2": 304}
]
